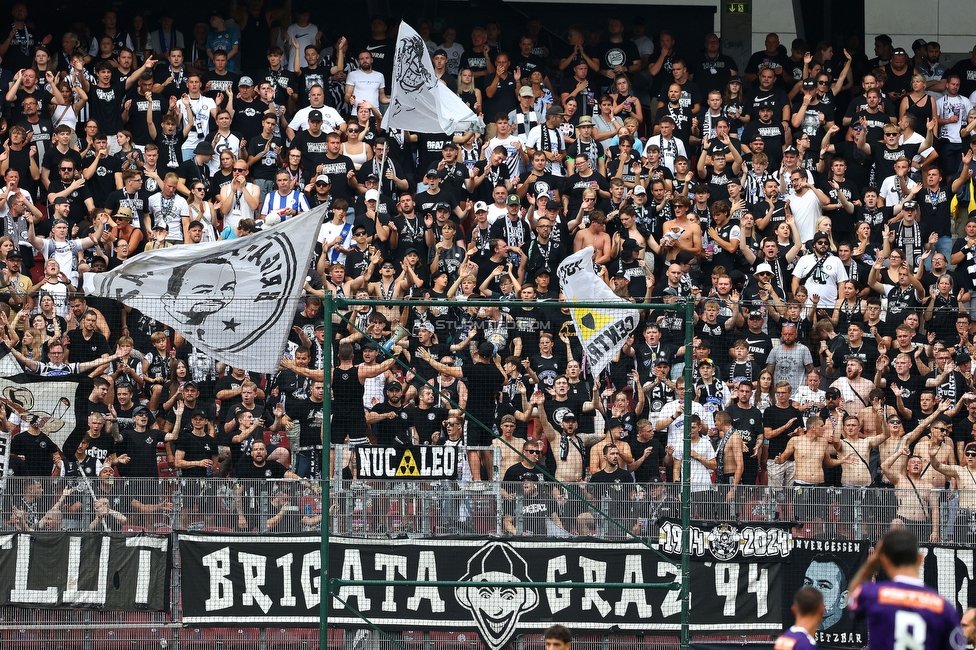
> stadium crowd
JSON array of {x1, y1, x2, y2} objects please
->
[{"x1": 1, "y1": 3, "x2": 976, "y2": 540}]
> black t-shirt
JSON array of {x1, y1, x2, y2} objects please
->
[
  {"x1": 629, "y1": 436, "x2": 665, "y2": 483},
  {"x1": 762, "y1": 405, "x2": 803, "y2": 456},
  {"x1": 235, "y1": 458, "x2": 289, "y2": 479},
  {"x1": 371, "y1": 402, "x2": 410, "y2": 446},
  {"x1": 66, "y1": 329, "x2": 110, "y2": 364},
  {"x1": 10, "y1": 431, "x2": 59, "y2": 476},
  {"x1": 88, "y1": 81, "x2": 129, "y2": 134},
  {"x1": 461, "y1": 362, "x2": 504, "y2": 424},
  {"x1": 502, "y1": 462, "x2": 547, "y2": 482},
  {"x1": 233, "y1": 98, "x2": 272, "y2": 140},
  {"x1": 287, "y1": 398, "x2": 326, "y2": 448},
  {"x1": 316, "y1": 154, "x2": 357, "y2": 201},
  {"x1": 410, "y1": 406, "x2": 449, "y2": 445},
  {"x1": 118, "y1": 427, "x2": 167, "y2": 478},
  {"x1": 175, "y1": 431, "x2": 217, "y2": 477}
]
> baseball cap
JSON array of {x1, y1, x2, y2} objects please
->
[
  {"x1": 441, "y1": 141, "x2": 458, "y2": 150},
  {"x1": 187, "y1": 220, "x2": 204, "y2": 230},
  {"x1": 892, "y1": 47, "x2": 908, "y2": 56},
  {"x1": 813, "y1": 232, "x2": 830, "y2": 244},
  {"x1": 546, "y1": 106, "x2": 564, "y2": 117},
  {"x1": 435, "y1": 202, "x2": 451, "y2": 212},
  {"x1": 912, "y1": 39, "x2": 928, "y2": 50},
  {"x1": 506, "y1": 194, "x2": 521, "y2": 206},
  {"x1": 758, "y1": 100, "x2": 774, "y2": 108},
  {"x1": 632, "y1": 185, "x2": 647, "y2": 195},
  {"x1": 308, "y1": 109, "x2": 323, "y2": 122},
  {"x1": 748, "y1": 310, "x2": 764, "y2": 319},
  {"x1": 755, "y1": 262, "x2": 774, "y2": 275},
  {"x1": 802, "y1": 78, "x2": 816, "y2": 90},
  {"x1": 824, "y1": 387, "x2": 841, "y2": 398},
  {"x1": 561, "y1": 412, "x2": 577, "y2": 421},
  {"x1": 424, "y1": 167, "x2": 444, "y2": 179},
  {"x1": 474, "y1": 201, "x2": 488, "y2": 212},
  {"x1": 654, "y1": 358, "x2": 671, "y2": 366},
  {"x1": 903, "y1": 200, "x2": 918, "y2": 210},
  {"x1": 606, "y1": 417, "x2": 623, "y2": 429},
  {"x1": 433, "y1": 48, "x2": 448, "y2": 58},
  {"x1": 385, "y1": 381, "x2": 402, "y2": 391},
  {"x1": 189, "y1": 409, "x2": 207, "y2": 419},
  {"x1": 783, "y1": 145, "x2": 799, "y2": 156},
  {"x1": 315, "y1": 174, "x2": 331, "y2": 185},
  {"x1": 5, "y1": 250, "x2": 21, "y2": 259},
  {"x1": 518, "y1": 86, "x2": 534, "y2": 98},
  {"x1": 418, "y1": 322, "x2": 436, "y2": 333},
  {"x1": 239, "y1": 76, "x2": 254, "y2": 87},
  {"x1": 662, "y1": 286, "x2": 679, "y2": 296},
  {"x1": 364, "y1": 189, "x2": 380, "y2": 202},
  {"x1": 132, "y1": 405, "x2": 150, "y2": 416},
  {"x1": 957, "y1": 352, "x2": 972, "y2": 366},
  {"x1": 52, "y1": 197, "x2": 70, "y2": 206},
  {"x1": 622, "y1": 239, "x2": 640, "y2": 252},
  {"x1": 478, "y1": 341, "x2": 496, "y2": 358}
]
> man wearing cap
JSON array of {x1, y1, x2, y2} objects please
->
[
  {"x1": 510, "y1": 86, "x2": 542, "y2": 143},
  {"x1": 367, "y1": 381, "x2": 411, "y2": 446},
  {"x1": 174, "y1": 141, "x2": 215, "y2": 199},
  {"x1": 287, "y1": 87, "x2": 344, "y2": 140},
  {"x1": 0, "y1": 247, "x2": 31, "y2": 308},
  {"x1": 232, "y1": 77, "x2": 275, "y2": 140},
  {"x1": 792, "y1": 231, "x2": 846, "y2": 309},
  {"x1": 415, "y1": 168, "x2": 462, "y2": 223},
  {"x1": 530, "y1": 392, "x2": 605, "y2": 483},
  {"x1": 525, "y1": 106, "x2": 567, "y2": 177},
  {"x1": 117, "y1": 404, "x2": 176, "y2": 478},
  {"x1": 740, "y1": 103, "x2": 785, "y2": 168},
  {"x1": 490, "y1": 193, "x2": 532, "y2": 261},
  {"x1": 565, "y1": 115, "x2": 606, "y2": 177}
]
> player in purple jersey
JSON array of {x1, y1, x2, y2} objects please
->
[
  {"x1": 775, "y1": 587, "x2": 824, "y2": 650},
  {"x1": 848, "y1": 529, "x2": 965, "y2": 650}
]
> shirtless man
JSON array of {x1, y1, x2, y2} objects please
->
[
  {"x1": 774, "y1": 416, "x2": 844, "y2": 526},
  {"x1": 492, "y1": 414, "x2": 523, "y2": 479},
  {"x1": 927, "y1": 440, "x2": 976, "y2": 543},
  {"x1": 882, "y1": 447, "x2": 940, "y2": 542},
  {"x1": 713, "y1": 411, "x2": 745, "y2": 511},
  {"x1": 531, "y1": 394, "x2": 603, "y2": 483},
  {"x1": 836, "y1": 402, "x2": 889, "y2": 537},
  {"x1": 660, "y1": 195, "x2": 702, "y2": 262},
  {"x1": 830, "y1": 357, "x2": 875, "y2": 416},
  {"x1": 573, "y1": 210, "x2": 613, "y2": 264},
  {"x1": 588, "y1": 417, "x2": 634, "y2": 475}
]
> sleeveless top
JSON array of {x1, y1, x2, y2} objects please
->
[
  {"x1": 341, "y1": 143, "x2": 369, "y2": 170},
  {"x1": 332, "y1": 366, "x2": 366, "y2": 418},
  {"x1": 904, "y1": 94, "x2": 933, "y2": 127}
]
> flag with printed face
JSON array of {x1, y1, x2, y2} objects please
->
[
  {"x1": 557, "y1": 247, "x2": 639, "y2": 377},
  {"x1": 83, "y1": 207, "x2": 324, "y2": 373},
  {"x1": 382, "y1": 21, "x2": 484, "y2": 135}
]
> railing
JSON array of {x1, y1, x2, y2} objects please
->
[{"x1": 0, "y1": 475, "x2": 967, "y2": 648}]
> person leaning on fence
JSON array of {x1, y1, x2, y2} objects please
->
[
  {"x1": 774, "y1": 416, "x2": 845, "y2": 530},
  {"x1": 234, "y1": 440, "x2": 300, "y2": 531}
]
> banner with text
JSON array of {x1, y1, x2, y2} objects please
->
[
  {"x1": 0, "y1": 532, "x2": 170, "y2": 611},
  {"x1": 179, "y1": 534, "x2": 782, "y2": 644},
  {"x1": 355, "y1": 445, "x2": 458, "y2": 479}
]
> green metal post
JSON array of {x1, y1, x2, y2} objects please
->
[
  {"x1": 680, "y1": 297, "x2": 693, "y2": 650},
  {"x1": 321, "y1": 291, "x2": 334, "y2": 650}
]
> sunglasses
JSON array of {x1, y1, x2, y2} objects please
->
[
  {"x1": 233, "y1": 168, "x2": 248, "y2": 172},
  {"x1": 525, "y1": 449, "x2": 540, "y2": 454},
  {"x1": 315, "y1": 182, "x2": 328, "y2": 187},
  {"x1": 60, "y1": 167, "x2": 74, "y2": 171},
  {"x1": 381, "y1": 264, "x2": 394, "y2": 269},
  {"x1": 347, "y1": 128, "x2": 361, "y2": 134},
  {"x1": 817, "y1": 80, "x2": 829, "y2": 85},
  {"x1": 353, "y1": 231, "x2": 367, "y2": 236},
  {"x1": 967, "y1": 451, "x2": 976, "y2": 457},
  {"x1": 887, "y1": 418, "x2": 901, "y2": 424},
  {"x1": 446, "y1": 421, "x2": 460, "y2": 426},
  {"x1": 931, "y1": 427, "x2": 947, "y2": 432}
]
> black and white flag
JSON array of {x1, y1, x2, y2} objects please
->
[
  {"x1": 83, "y1": 208, "x2": 324, "y2": 373},
  {"x1": 382, "y1": 22, "x2": 484, "y2": 135}
]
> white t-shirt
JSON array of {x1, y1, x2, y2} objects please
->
[
  {"x1": 878, "y1": 174, "x2": 918, "y2": 206},
  {"x1": 936, "y1": 95, "x2": 972, "y2": 143},
  {"x1": 289, "y1": 105, "x2": 345, "y2": 134},
  {"x1": 792, "y1": 252, "x2": 847, "y2": 308},
  {"x1": 670, "y1": 435, "x2": 715, "y2": 491},
  {"x1": 655, "y1": 399, "x2": 709, "y2": 447},
  {"x1": 286, "y1": 22, "x2": 319, "y2": 68},
  {"x1": 787, "y1": 189, "x2": 824, "y2": 242},
  {"x1": 179, "y1": 95, "x2": 218, "y2": 150},
  {"x1": 148, "y1": 193, "x2": 191, "y2": 239},
  {"x1": 525, "y1": 125, "x2": 567, "y2": 177},
  {"x1": 438, "y1": 43, "x2": 465, "y2": 76},
  {"x1": 345, "y1": 69, "x2": 386, "y2": 108}
]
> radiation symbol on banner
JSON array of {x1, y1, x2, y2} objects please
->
[
  {"x1": 572, "y1": 309, "x2": 613, "y2": 340},
  {"x1": 395, "y1": 450, "x2": 421, "y2": 477}
]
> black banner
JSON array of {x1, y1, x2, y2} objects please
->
[
  {"x1": 0, "y1": 532, "x2": 169, "y2": 611},
  {"x1": 179, "y1": 534, "x2": 782, "y2": 643},
  {"x1": 653, "y1": 520, "x2": 793, "y2": 563},
  {"x1": 783, "y1": 538, "x2": 869, "y2": 647},
  {"x1": 355, "y1": 445, "x2": 458, "y2": 479}
]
